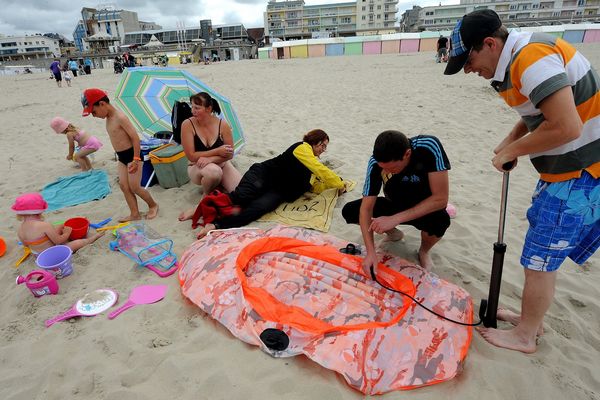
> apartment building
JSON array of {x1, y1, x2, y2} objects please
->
[
  {"x1": 401, "y1": 0, "x2": 600, "y2": 32},
  {"x1": 73, "y1": 6, "x2": 162, "y2": 53},
  {"x1": 0, "y1": 34, "x2": 61, "y2": 61},
  {"x1": 264, "y1": 0, "x2": 398, "y2": 40}
]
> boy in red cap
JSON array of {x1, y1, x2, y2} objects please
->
[{"x1": 81, "y1": 88, "x2": 159, "y2": 221}]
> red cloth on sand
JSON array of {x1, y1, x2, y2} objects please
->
[{"x1": 191, "y1": 190, "x2": 239, "y2": 229}]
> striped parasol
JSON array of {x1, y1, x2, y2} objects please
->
[{"x1": 114, "y1": 67, "x2": 245, "y2": 153}]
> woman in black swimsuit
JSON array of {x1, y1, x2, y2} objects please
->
[{"x1": 179, "y1": 92, "x2": 242, "y2": 221}]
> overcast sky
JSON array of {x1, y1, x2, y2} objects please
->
[{"x1": 0, "y1": 0, "x2": 457, "y2": 40}]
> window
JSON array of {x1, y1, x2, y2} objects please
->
[
  {"x1": 377, "y1": 5, "x2": 381, "y2": 9},
  {"x1": 377, "y1": 14, "x2": 381, "y2": 19},
  {"x1": 578, "y1": 0, "x2": 585, "y2": 5},
  {"x1": 369, "y1": 5, "x2": 374, "y2": 11},
  {"x1": 362, "y1": 15, "x2": 366, "y2": 20},
  {"x1": 426, "y1": 11, "x2": 434, "y2": 15},
  {"x1": 362, "y1": 6, "x2": 366, "y2": 10}
]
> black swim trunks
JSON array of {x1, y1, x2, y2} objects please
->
[
  {"x1": 54, "y1": 72, "x2": 62, "y2": 81},
  {"x1": 116, "y1": 147, "x2": 135, "y2": 165}
]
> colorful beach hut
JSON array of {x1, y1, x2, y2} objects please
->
[
  {"x1": 258, "y1": 48, "x2": 271, "y2": 60},
  {"x1": 399, "y1": 33, "x2": 420, "y2": 53},
  {"x1": 584, "y1": 27, "x2": 600, "y2": 43},
  {"x1": 307, "y1": 38, "x2": 328, "y2": 58},
  {"x1": 563, "y1": 29, "x2": 585, "y2": 43},
  {"x1": 381, "y1": 33, "x2": 401, "y2": 54},
  {"x1": 325, "y1": 37, "x2": 345, "y2": 56},
  {"x1": 362, "y1": 35, "x2": 382, "y2": 55},
  {"x1": 344, "y1": 36, "x2": 364, "y2": 56},
  {"x1": 289, "y1": 40, "x2": 309, "y2": 59}
]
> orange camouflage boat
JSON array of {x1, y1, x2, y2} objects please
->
[{"x1": 178, "y1": 226, "x2": 473, "y2": 394}]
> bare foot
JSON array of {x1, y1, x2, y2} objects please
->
[
  {"x1": 497, "y1": 308, "x2": 544, "y2": 336},
  {"x1": 146, "y1": 204, "x2": 159, "y2": 219},
  {"x1": 178, "y1": 207, "x2": 195, "y2": 222},
  {"x1": 418, "y1": 249, "x2": 434, "y2": 270},
  {"x1": 476, "y1": 326, "x2": 537, "y2": 354},
  {"x1": 118, "y1": 214, "x2": 141, "y2": 222},
  {"x1": 383, "y1": 228, "x2": 404, "y2": 242},
  {"x1": 196, "y1": 223, "x2": 215, "y2": 239}
]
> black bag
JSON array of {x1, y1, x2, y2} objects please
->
[{"x1": 171, "y1": 101, "x2": 192, "y2": 144}]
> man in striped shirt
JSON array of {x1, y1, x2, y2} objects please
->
[{"x1": 445, "y1": 10, "x2": 599, "y2": 353}]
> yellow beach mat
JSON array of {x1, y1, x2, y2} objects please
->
[{"x1": 259, "y1": 181, "x2": 356, "y2": 232}]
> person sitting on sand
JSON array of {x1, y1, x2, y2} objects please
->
[
  {"x1": 195, "y1": 129, "x2": 349, "y2": 238},
  {"x1": 81, "y1": 88, "x2": 159, "y2": 222},
  {"x1": 178, "y1": 92, "x2": 242, "y2": 222},
  {"x1": 341, "y1": 130, "x2": 451, "y2": 271},
  {"x1": 50, "y1": 116, "x2": 102, "y2": 171},
  {"x1": 12, "y1": 192, "x2": 104, "y2": 254}
]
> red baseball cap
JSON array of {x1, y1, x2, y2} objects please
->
[{"x1": 81, "y1": 88, "x2": 108, "y2": 116}]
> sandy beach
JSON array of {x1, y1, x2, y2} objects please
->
[{"x1": 0, "y1": 48, "x2": 598, "y2": 399}]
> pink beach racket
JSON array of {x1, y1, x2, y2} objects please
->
[
  {"x1": 45, "y1": 289, "x2": 118, "y2": 328},
  {"x1": 108, "y1": 285, "x2": 167, "y2": 320}
]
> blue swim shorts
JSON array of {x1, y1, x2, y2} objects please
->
[{"x1": 521, "y1": 171, "x2": 599, "y2": 272}]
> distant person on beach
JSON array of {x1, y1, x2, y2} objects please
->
[
  {"x1": 68, "y1": 59, "x2": 78, "y2": 77},
  {"x1": 342, "y1": 130, "x2": 451, "y2": 271},
  {"x1": 50, "y1": 116, "x2": 102, "y2": 171},
  {"x1": 12, "y1": 192, "x2": 104, "y2": 254},
  {"x1": 81, "y1": 88, "x2": 159, "y2": 221},
  {"x1": 195, "y1": 129, "x2": 348, "y2": 239},
  {"x1": 49, "y1": 59, "x2": 62, "y2": 87},
  {"x1": 63, "y1": 69, "x2": 72, "y2": 87},
  {"x1": 436, "y1": 35, "x2": 448, "y2": 63},
  {"x1": 444, "y1": 9, "x2": 600, "y2": 353},
  {"x1": 178, "y1": 92, "x2": 242, "y2": 221}
]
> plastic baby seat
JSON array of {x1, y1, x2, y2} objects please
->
[{"x1": 111, "y1": 223, "x2": 177, "y2": 277}]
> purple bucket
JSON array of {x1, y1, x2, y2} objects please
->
[{"x1": 36, "y1": 245, "x2": 73, "y2": 279}]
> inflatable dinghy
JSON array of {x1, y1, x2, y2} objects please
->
[{"x1": 179, "y1": 226, "x2": 472, "y2": 394}]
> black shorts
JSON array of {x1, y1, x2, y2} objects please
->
[
  {"x1": 116, "y1": 147, "x2": 134, "y2": 166},
  {"x1": 53, "y1": 72, "x2": 62, "y2": 81},
  {"x1": 341, "y1": 197, "x2": 450, "y2": 238}
]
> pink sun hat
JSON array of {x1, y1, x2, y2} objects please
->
[
  {"x1": 11, "y1": 193, "x2": 48, "y2": 215},
  {"x1": 50, "y1": 117, "x2": 70, "y2": 134}
]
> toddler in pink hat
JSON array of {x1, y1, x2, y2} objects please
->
[
  {"x1": 12, "y1": 192, "x2": 104, "y2": 255},
  {"x1": 50, "y1": 116, "x2": 103, "y2": 171}
]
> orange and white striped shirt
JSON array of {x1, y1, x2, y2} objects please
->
[{"x1": 491, "y1": 31, "x2": 600, "y2": 182}]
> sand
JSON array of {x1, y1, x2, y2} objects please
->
[{"x1": 0, "y1": 48, "x2": 598, "y2": 400}]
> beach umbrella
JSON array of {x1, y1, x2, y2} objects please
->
[{"x1": 113, "y1": 66, "x2": 245, "y2": 153}]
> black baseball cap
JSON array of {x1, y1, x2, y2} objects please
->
[{"x1": 444, "y1": 10, "x2": 502, "y2": 75}]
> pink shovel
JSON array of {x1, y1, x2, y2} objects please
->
[{"x1": 108, "y1": 285, "x2": 167, "y2": 320}]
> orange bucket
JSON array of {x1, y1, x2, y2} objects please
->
[{"x1": 64, "y1": 217, "x2": 89, "y2": 240}]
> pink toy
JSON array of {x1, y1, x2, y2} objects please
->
[
  {"x1": 108, "y1": 285, "x2": 168, "y2": 319},
  {"x1": 45, "y1": 289, "x2": 118, "y2": 328},
  {"x1": 446, "y1": 203, "x2": 457, "y2": 219},
  {"x1": 16, "y1": 270, "x2": 59, "y2": 297}
]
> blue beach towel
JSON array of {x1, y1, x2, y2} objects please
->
[{"x1": 42, "y1": 170, "x2": 111, "y2": 211}]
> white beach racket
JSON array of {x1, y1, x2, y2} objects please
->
[{"x1": 45, "y1": 289, "x2": 118, "y2": 328}]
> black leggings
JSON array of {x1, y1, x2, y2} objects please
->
[
  {"x1": 214, "y1": 164, "x2": 285, "y2": 229},
  {"x1": 341, "y1": 197, "x2": 450, "y2": 238}
]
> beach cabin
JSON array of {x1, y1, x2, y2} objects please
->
[
  {"x1": 418, "y1": 31, "x2": 439, "y2": 53},
  {"x1": 307, "y1": 38, "x2": 328, "y2": 58},
  {"x1": 362, "y1": 36, "x2": 382, "y2": 55},
  {"x1": 344, "y1": 36, "x2": 364, "y2": 56},
  {"x1": 258, "y1": 48, "x2": 271, "y2": 60},
  {"x1": 399, "y1": 33, "x2": 421, "y2": 53},
  {"x1": 325, "y1": 38, "x2": 345, "y2": 56},
  {"x1": 584, "y1": 28, "x2": 600, "y2": 43},
  {"x1": 289, "y1": 40, "x2": 309, "y2": 59},
  {"x1": 381, "y1": 33, "x2": 401, "y2": 54}
]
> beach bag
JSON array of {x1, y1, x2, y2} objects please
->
[{"x1": 171, "y1": 101, "x2": 192, "y2": 144}]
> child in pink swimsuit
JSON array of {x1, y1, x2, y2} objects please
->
[{"x1": 50, "y1": 116, "x2": 102, "y2": 171}]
